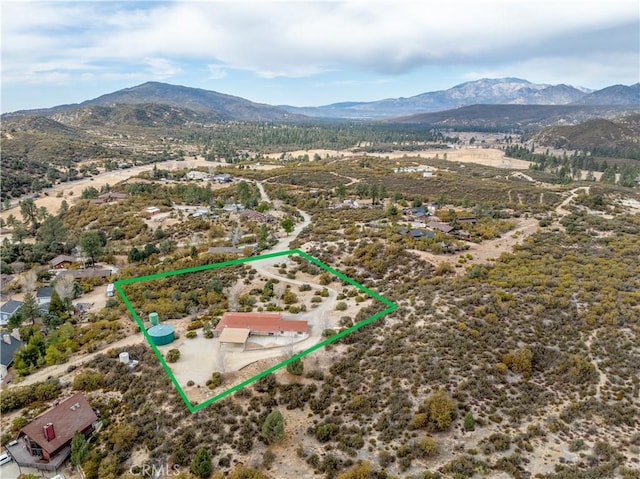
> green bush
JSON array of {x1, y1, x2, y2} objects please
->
[
  {"x1": 166, "y1": 349, "x2": 180, "y2": 363},
  {"x1": 286, "y1": 358, "x2": 304, "y2": 376}
]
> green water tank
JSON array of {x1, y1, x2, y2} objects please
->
[
  {"x1": 147, "y1": 324, "x2": 175, "y2": 346},
  {"x1": 149, "y1": 312, "x2": 159, "y2": 326}
]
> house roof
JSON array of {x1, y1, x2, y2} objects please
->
[
  {"x1": 218, "y1": 327, "x2": 250, "y2": 344},
  {"x1": 427, "y1": 221, "x2": 455, "y2": 234},
  {"x1": 50, "y1": 255, "x2": 77, "y2": 267},
  {"x1": 0, "y1": 335, "x2": 24, "y2": 367},
  {"x1": 69, "y1": 269, "x2": 110, "y2": 279},
  {"x1": 20, "y1": 393, "x2": 97, "y2": 455},
  {"x1": 409, "y1": 229, "x2": 435, "y2": 239},
  {"x1": 216, "y1": 312, "x2": 308, "y2": 335},
  {"x1": 36, "y1": 287, "x2": 54, "y2": 298},
  {"x1": 98, "y1": 192, "x2": 128, "y2": 200},
  {"x1": 1, "y1": 300, "x2": 23, "y2": 316}
]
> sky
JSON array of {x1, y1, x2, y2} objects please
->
[{"x1": 1, "y1": 0, "x2": 639, "y2": 113}]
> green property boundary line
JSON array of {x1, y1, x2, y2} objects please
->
[{"x1": 114, "y1": 249, "x2": 397, "y2": 413}]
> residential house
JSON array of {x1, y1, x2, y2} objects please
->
[
  {"x1": 49, "y1": 255, "x2": 77, "y2": 270},
  {"x1": 213, "y1": 173, "x2": 232, "y2": 183},
  {"x1": 68, "y1": 269, "x2": 111, "y2": 280},
  {"x1": 191, "y1": 208, "x2": 211, "y2": 219},
  {"x1": 8, "y1": 392, "x2": 99, "y2": 471},
  {"x1": 403, "y1": 206, "x2": 430, "y2": 221},
  {"x1": 215, "y1": 312, "x2": 308, "y2": 349},
  {"x1": 427, "y1": 221, "x2": 455, "y2": 234},
  {"x1": 239, "y1": 210, "x2": 276, "y2": 223},
  {"x1": 145, "y1": 206, "x2": 161, "y2": 216},
  {"x1": 36, "y1": 287, "x2": 54, "y2": 306},
  {"x1": 456, "y1": 216, "x2": 477, "y2": 226},
  {"x1": 222, "y1": 203, "x2": 244, "y2": 212},
  {"x1": 90, "y1": 192, "x2": 128, "y2": 205},
  {"x1": 394, "y1": 166, "x2": 428, "y2": 173},
  {"x1": 0, "y1": 300, "x2": 23, "y2": 326},
  {"x1": 0, "y1": 332, "x2": 24, "y2": 379},
  {"x1": 398, "y1": 228, "x2": 435, "y2": 240},
  {"x1": 186, "y1": 170, "x2": 210, "y2": 181}
]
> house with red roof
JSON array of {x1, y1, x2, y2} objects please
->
[{"x1": 7, "y1": 393, "x2": 99, "y2": 471}]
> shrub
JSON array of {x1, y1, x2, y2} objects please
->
[
  {"x1": 186, "y1": 331, "x2": 197, "y2": 339},
  {"x1": 315, "y1": 422, "x2": 339, "y2": 443},
  {"x1": 262, "y1": 410, "x2": 285, "y2": 444},
  {"x1": 463, "y1": 412, "x2": 475, "y2": 431},
  {"x1": 286, "y1": 358, "x2": 304, "y2": 376},
  {"x1": 335, "y1": 301, "x2": 348, "y2": 311},
  {"x1": 415, "y1": 436, "x2": 439, "y2": 458},
  {"x1": 166, "y1": 349, "x2": 180, "y2": 363},
  {"x1": 72, "y1": 371, "x2": 105, "y2": 392},
  {"x1": 207, "y1": 372, "x2": 223, "y2": 389}
]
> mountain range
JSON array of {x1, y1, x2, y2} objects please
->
[
  {"x1": 3, "y1": 78, "x2": 638, "y2": 125},
  {"x1": 282, "y1": 78, "x2": 639, "y2": 119}
]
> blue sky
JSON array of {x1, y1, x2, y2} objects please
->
[{"x1": 1, "y1": 0, "x2": 639, "y2": 113}]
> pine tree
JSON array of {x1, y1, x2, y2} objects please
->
[
  {"x1": 261, "y1": 410, "x2": 285, "y2": 444},
  {"x1": 70, "y1": 431, "x2": 88, "y2": 469},
  {"x1": 190, "y1": 447, "x2": 212, "y2": 478}
]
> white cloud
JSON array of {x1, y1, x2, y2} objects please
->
[
  {"x1": 1, "y1": 1, "x2": 638, "y2": 87},
  {"x1": 208, "y1": 65, "x2": 227, "y2": 80},
  {"x1": 145, "y1": 58, "x2": 183, "y2": 77}
]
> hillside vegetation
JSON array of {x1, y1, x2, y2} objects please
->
[{"x1": 532, "y1": 114, "x2": 640, "y2": 159}]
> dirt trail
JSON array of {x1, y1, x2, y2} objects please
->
[{"x1": 555, "y1": 186, "x2": 590, "y2": 217}]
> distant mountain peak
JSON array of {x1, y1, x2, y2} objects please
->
[{"x1": 282, "y1": 78, "x2": 605, "y2": 119}]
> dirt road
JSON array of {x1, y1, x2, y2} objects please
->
[{"x1": 10, "y1": 332, "x2": 145, "y2": 388}]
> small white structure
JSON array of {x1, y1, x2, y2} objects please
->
[
  {"x1": 186, "y1": 170, "x2": 210, "y2": 181},
  {"x1": 106, "y1": 284, "x2": 115, "y2": 297},
  {"x1": 119, "y1": 352, "x2": 130, "y2": 364}
]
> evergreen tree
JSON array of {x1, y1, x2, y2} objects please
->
[
  {"x1": 70, "y1": 431, "x2": 88, "y2": 469},
  {"x1": 261, "y1": 410, "x2": 285, "y2": 444},
  {"x1": 281, "y1": 218, "x2": 295, "y2": 235},
  {"x1": 80, "y1": 231, "x2": 104, "y2": 266},
  {"x1": 11, "y1": 291, "x2": 39, "y2": 328},
  {"x1": 190, "y1": 447, "x2": 212, "y2": 478},
  {"x1": 48, "y1": 289, "x2": 68, "y2": 319}
]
